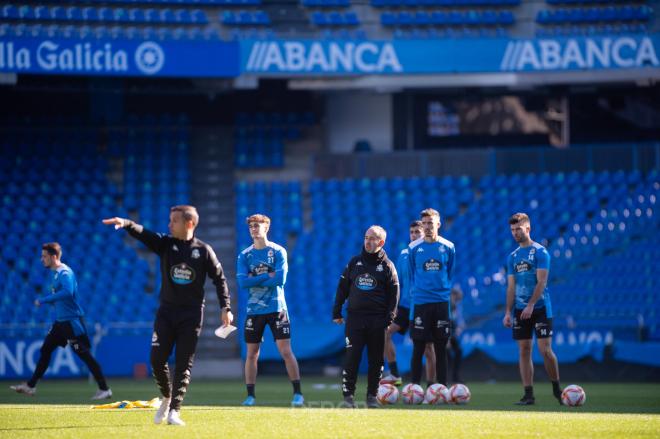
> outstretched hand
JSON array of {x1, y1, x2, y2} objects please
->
[{"x1": 102, "y1": 217, "x2": 126, "y2": 229}]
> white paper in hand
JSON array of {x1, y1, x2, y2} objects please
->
[{"x1": 214, "y1": 325, "x2": 237, "y2": 339}]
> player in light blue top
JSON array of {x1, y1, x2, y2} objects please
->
[
  {"x1": 381, "y1": 220, "x2": 436, "y2": 387},
  {"x1": 407, "y1": 208, "x2": 456, "y2": 387},
  {"x1": 236, "y1": 213, "x2": 303, "y2": 407},
  {"x1": 9, "y1": 242, "x2": 111, "y2": 400},
  {"x1": 502, "y1": 213, "x2": 562, "y2": 406}
]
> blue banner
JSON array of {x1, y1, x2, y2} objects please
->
[
  {"x1": 1, "y1": 35, "x2": 658, "y2": 77},
  {"x1": 0, "y1": 335, "x2": 150, "y2": 379},
  {"x1": 242, "y1": 35, "x2": 660, "y2": 75},
  {"x1": 0, "y1": 38, "x2": 239, "y2": 77}
]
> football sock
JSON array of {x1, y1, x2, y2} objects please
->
[
  {"x1": 524, "y1": 386, "x2": 534, "y2": 398},
  {"x1": 552, "y1": 381, "x2": 562, "y2": 398},
  {"x1": 388, "y1": 362, "x2": 399, "y2": 377},
  {"x1": 247, "y1": 384, "x2": 255, "y2": 398},
  {"x1": 292, "y1": 380, "x2": 302, "y2": 395}
]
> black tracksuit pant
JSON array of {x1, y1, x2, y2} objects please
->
[
  {"x1": 150, "y1": 304, "x2": 203, "y2": 411},
  {"x1": 28, "y1": 320, "x2": 108, "y2": 390},
  {"x1": 342, "y1": 313, "x2": 386, "y2": 398}
]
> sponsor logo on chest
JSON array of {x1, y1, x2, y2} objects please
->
[
  {"x1": 355, "y1": 273, "x2": 377, "y2": 291},
  {"x1": 514, "y1": 260, "x2": 533, "y2": 273},
  {"x1": 423, "y1": 258, "x2": 442, "y2": 271},
  {"x1": 171, "y1": 263, "x2": 196, "y2": 285}
]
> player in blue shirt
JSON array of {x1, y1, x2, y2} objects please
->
[
  {"x1": 502, "y1": 213, "x2": 562, "y2": 405},
  {"x1": 237, "y1": 214, "x2": 303, "y2": 407},
  {"x1": 408, "y1": 208, "x2": 455, "y2": 387},
  {"x1": 381, "y1": 220, "x2": 436, "y2": 387},
  {"x1": 9, "y1": 243, "x2": 112, "y2": 400}
]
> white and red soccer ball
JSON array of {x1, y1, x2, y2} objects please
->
[
  {"x1": 401, "y1": 383, "x2": 425, "y2": 405},
  {"x1": 376, "y1": 383, "x2": 399, "y2": 405},
  {"x1": 449, "y1": 383, "x2": 471, "y2": 404},
  {"x1": 424, "y1": 383, "x2": 451, "y2": 405},
  {"x1": 561, "y1": 384, "x2": 586, "y2": 407}
]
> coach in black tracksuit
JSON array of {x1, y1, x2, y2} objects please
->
[
  {"x1": 333, "y1": 225, "x2": 399, "y2": 408},
  {"x1": 103, "y1": 206, "x2": 232, "y2": 424}
]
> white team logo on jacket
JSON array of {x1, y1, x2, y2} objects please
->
[{"x1": 191, "y1": 248, "x2": 200, "y2": 259}]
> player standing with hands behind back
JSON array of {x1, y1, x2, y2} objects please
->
[
  {"x1": 333, "y1": 225, "x2": 399, "y2": 409},
  {"x1": 503, "y1": 213, "x2": 562, "y2": 406},
  {"x1": 408, "y1": 208, "x2": 455, "y2": 388},
  {"x1": 103, "y1": 205, "x2": 232, "y2": 426}
]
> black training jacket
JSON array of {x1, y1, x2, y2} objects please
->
[
  {"x1": 124, "y1": 221, "x2": 230, "y2": 309},
  {"x1": 333, "y1": 247, "x2": 399, "y2": 325}
]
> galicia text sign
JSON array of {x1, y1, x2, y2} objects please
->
[{"x1": 0, "y1": 38, "x2": 239, "y2": 77}]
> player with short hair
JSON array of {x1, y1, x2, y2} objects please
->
[
  {"x1": 381, "y1": 220, "x2": 436, "y2": 387},
  {"x1": 9, "y1": 242, "x2": 112, "y2": 400},
  {"x1": 408, "y1": 208, "x2": 455, "y2": 387},
  {"x1": 103, "y1": 205, "x2": 232, "y2": 425},
  {"x1": 237, "y1": 214, "x2": 303, "y2": 407},
  {"x1": 333, "y1": 225, "x2": 399, "y2": 409},
  {"x1": 503, "y1": 212, "x2": 562, "y2": 405}
]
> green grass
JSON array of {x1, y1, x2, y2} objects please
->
[{"x1": 1, "y1": 378, "x2": 659, "y2": 438}]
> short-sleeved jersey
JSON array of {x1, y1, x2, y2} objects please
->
[
  {"x1": 39, "y1": 264, "x2": 85, "y2": 322},
  {"x1": 237, "y1": 242, "x2": 288, "y2": 315},
  {"x1": 395, "y1": 248, "x2": 411, "y2": 309},
  {"x1": 408, "y1": 236, "x2": 455, "y2": 305},
  {"x1": 507, "y1": 242, "x2": 552, "y2": 317}
]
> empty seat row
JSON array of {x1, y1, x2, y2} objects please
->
[
  {"x1": 2, "y1": 5, "x2": 209, "y2": 24},
  {"x1": 382, "y1": 9, "x2": 514, "y2": 26},
  {"x1": 536, "y1": 6, "x2": 653, "y2": 24}
]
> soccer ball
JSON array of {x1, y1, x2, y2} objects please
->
[
  {"x1": 449, "y1": 383, "x2": 471, "y2": 404},
  {"x1": 424, "y1": 383, "x2": 450, "y2": 405},
  {"x1": 561, "y1": 384, "x2": 586, "y2": 407},
  {"x1": 376, "y1": 383, "x2": 399, "y2": 405},
  {"x1": 401, "y1": 383, "x2": 425, "y2": 405}
]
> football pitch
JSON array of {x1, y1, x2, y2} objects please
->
[{"x1": 1, "y1": 378, "x2": 659, "y2": 438}]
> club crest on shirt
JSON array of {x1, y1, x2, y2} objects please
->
[
  {"x1": 268, "y1": 249, "x2": 274, "y2": 257},
  {"x1": 172, "y1": 244, "x2": 179, "y2": 251},
  {"x1": 376, "y1": 264, "x2": 383, "y2": 272},
  {"x1": 191, "y1": 248, "x2": 200, "y2": 259}
]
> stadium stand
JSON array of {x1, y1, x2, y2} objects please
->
[
  {"x1": 234, "y1": 111, "x2": 314, "y2": 168},
  {"x1": 536, "y1": 1, "x2": 654, "y2": 36},
  {"x1": 235, "y1": 169, "x2": 659, "y2": 343},
  {"x1": 0, "y1": 0, "x2": 656, "y2": 40},
  {"x1": 0, "y1": 115, "x2": 192, "y2": 338}
]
